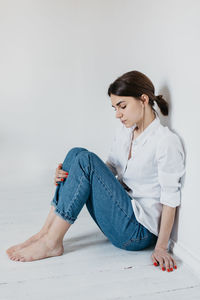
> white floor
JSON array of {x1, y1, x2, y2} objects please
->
[{"x1": 1, "y1": 186, "x2": 200, "y2": 300}]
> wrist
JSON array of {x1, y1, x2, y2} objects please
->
[{"x1": 155, "y1": 244, "x2": 168, "y2": 251}]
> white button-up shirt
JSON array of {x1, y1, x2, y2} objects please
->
[{"x1": 106, "y1": 115, "x2": 186, "y2": 236}]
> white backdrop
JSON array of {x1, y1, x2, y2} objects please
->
[{"x1": 0, "y1": 0, "x2": 199, "y2": 275}]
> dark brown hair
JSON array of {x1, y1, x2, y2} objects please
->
[{"x1": 108, "y1": 70, "x2": 168, "y2": 116}]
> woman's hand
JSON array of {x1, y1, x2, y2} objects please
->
[
  {"x1": 151, "y1": 247, "x2": 177, "y2": 272},
  {"x1": 54, "y1": 163, "x2": 68, "y2": 186}
]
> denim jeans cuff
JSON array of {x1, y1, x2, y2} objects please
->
[
  {"x1": 54, "y1": 208, "x2": 75, "y2": 225},
  {"x1": 50, "y1": 199, "x2": 57, "y2": 208}
]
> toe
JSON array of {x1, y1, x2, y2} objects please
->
[
  {"x1": 12, "y1": 252, "x2": 19, "y2": 260},
  {"x1": 14, "y1": 254, "x2": 21, "y2": 261},
  {"x1": 19, "y1": 257, "x2": 25, "y2": 262},
  {"x1": 10, "y1": 256, "x2": 16, "y2": 261},
  {"x1": 15, "y1": 256, "x2": 21, "y2": 261},
  {"x1": 12, "y1": 255, "x2": 18, "y2": 261}
]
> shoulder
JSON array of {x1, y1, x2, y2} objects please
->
[
  {"x1": 155, "y1": 125, "x2": 185, "y2": 159},
  {"x1": 159, "y1": 129, "x2": 181, "y2": 145}
]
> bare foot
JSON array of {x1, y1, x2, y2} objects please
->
[
  {"x1": 9, "y1": 234, "x2": 64, "y2": 262},
  {"x1": 6, "y1": 206, "x2": 56, "y2": 257},
  {"x1": 6, "y1": 231, "x2": 46, "y2": 257}
]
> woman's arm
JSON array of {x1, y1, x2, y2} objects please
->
[
  {"x1": 151, "y1": 205, "x2": 177, "y2": 272},
  {"x1": 152, "y1": 134, "x2": 185, "y2": 272},
  {"x1": 155, "y1": 205, "x2": 176, "y2": 250}
]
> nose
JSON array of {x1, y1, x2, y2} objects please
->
[{"x1": 115, "y1": 110, "x2": 123, "y2": 119}]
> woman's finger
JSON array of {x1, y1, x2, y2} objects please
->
[
  {"x1": 163, "y1": 253, "x2": 175, "y2": 271},
  {"x1": 56, "y1": 175, "x2": 68, "y2": 182},
  {"x1": 170, "y1": 256, "x2": 177, "y2": 268},
  {"x1": 55, "y1": 168, "x2": 67, "y2": 176},
  {"x1": 55, "y1": 164, "x2": 63, "y2": 173},
  {"x1": 168, "y1": 259, "x2": 174, "y2": 272},
  {"x1": 169, "y1": 255, "x2": 177, "y2": 270},
  {"x1": 152, "y1": 253, "x2": 163, "y2": 270},
  {"x1": 152, "y1": 257, "x2": 159, "y2": 267},
  {"x1": 156, "y1": 256, "x2": 165, "y2": 271},
  {"x1": 163, "y1": 256, "x2": 171, "y2": 272},
  {"x1": 151, "y1": 253, "x2": 158, "y2": 265},
  {"x1": 59, "y1": 170, "x2": 69, "y2": 177}
]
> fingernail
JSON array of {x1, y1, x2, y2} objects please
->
[
  {"x1": 170, "y1": 268, "x2": 173, "y2": 271},
  {"x1": 65, "y1": 172, "x2": 68, "y2": 175},
  {"x1": 174, "y1": 265, "x2": 177, "y2": 269},
  {"x1": 61, "y1": 178, "x2": 64, "y2": 181},
  {"x1": 153, "y1": 262, "x2": 158, "y2": 266},
  {"x1": 162, "y1": 267, "x2": 165, "y2": 271},
  {"x1": 167, "y1": 269, "x2": 170, "y2": 272}
]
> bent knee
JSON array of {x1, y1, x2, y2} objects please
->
[
  {"x1": 62, "y1": 147, "x2": 89, "y2": 169},
  {"x1": 68, "y1": 147, "x2": 88, "y2": 157}
]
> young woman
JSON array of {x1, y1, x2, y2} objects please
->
[{"x1": 6, "y1": 70, "x2": 185, "y2": 272}]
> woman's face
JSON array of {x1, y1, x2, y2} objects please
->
[{"x1": 110, "y1": 94, "x2": 143, "y2": 128}]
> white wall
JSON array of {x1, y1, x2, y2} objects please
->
[{"x1": 0, "y1": 0, "x2": 199, "y2": 275}]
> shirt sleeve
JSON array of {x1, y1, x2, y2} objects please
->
[
  {"x1": 105, "y1": 128, "x2": 119, "y2": 177},
  {"x1": 156, "y1": 133, "x2": 186, "y2": 207}
]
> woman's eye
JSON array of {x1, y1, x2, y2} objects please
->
[{"x1": 113, "y1": 106, "x2": 126, "y2": 112}]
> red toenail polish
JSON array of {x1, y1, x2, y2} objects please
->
[
  {"x1": 154, "y1": 262, "x2": 158, "y2": 266},
  {"x1": 167, "y1": 269, "x2": 170, "y2": 272},
  {"x1": 61, "y1": 178, "x2": 64, "y2": 181},
  {"x1": 174, "y1": 265, "x2": 177, "y2": 269},
  {"x1": 170, "y1": 268, "x2": 173, "y2": 271},
  {"x1": 66, "y1": 172, "x2": 68, "y2": 175},
  {"x1": 162, "y1": 267, "x2": 165, "y2": 271}
]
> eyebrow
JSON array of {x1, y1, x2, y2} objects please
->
[{"x1": 112, "y1": 101, "x2": 126, "y2": 108}]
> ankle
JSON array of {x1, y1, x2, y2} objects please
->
[
  {"x1": 44, "y1": 233, "x2": 63, "y2": 248},
  {"x1": 39, "y1": 226, "x2": 50, "y2": 235}
]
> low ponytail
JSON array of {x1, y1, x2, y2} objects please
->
[{"x1": 154, "y1": 94, "x2": 168, "y2": 116}]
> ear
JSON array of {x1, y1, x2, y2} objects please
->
[{"x1": 141, "y1": 94, "x2": 149, "y2": 105}]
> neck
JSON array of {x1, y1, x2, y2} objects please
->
[{"x1": 135, "y1": 110, "x2": 156, "y2": 134}]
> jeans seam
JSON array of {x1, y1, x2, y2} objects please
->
[
  {"x1": 93, "y1": 169, "x2": 113, "y2": 197},
  {"x1": 66, "y1": 174, "x2": 86, "y2": 212},
  {"x1": 122, "y1": 233, "x2": 151, "y2": 248},
  {"x1": 54, "y1": 174, "x2": 86, "y2": 221}
]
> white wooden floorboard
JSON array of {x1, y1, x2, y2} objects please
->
[{"x1": 1, "y1": 186, "x2": 200, "y2": 300}]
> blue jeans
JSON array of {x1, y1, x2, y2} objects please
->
[{"x1": 51, "y1": 147, "x2": 158, "y2": 251}]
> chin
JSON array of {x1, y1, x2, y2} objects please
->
[{"x1": 125, "y1": 122, "x2": 135, "y2": 128}]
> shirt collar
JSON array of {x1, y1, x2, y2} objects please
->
[{"x1": 129, "y1": 114, "x2": 161, "y2": 146}]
